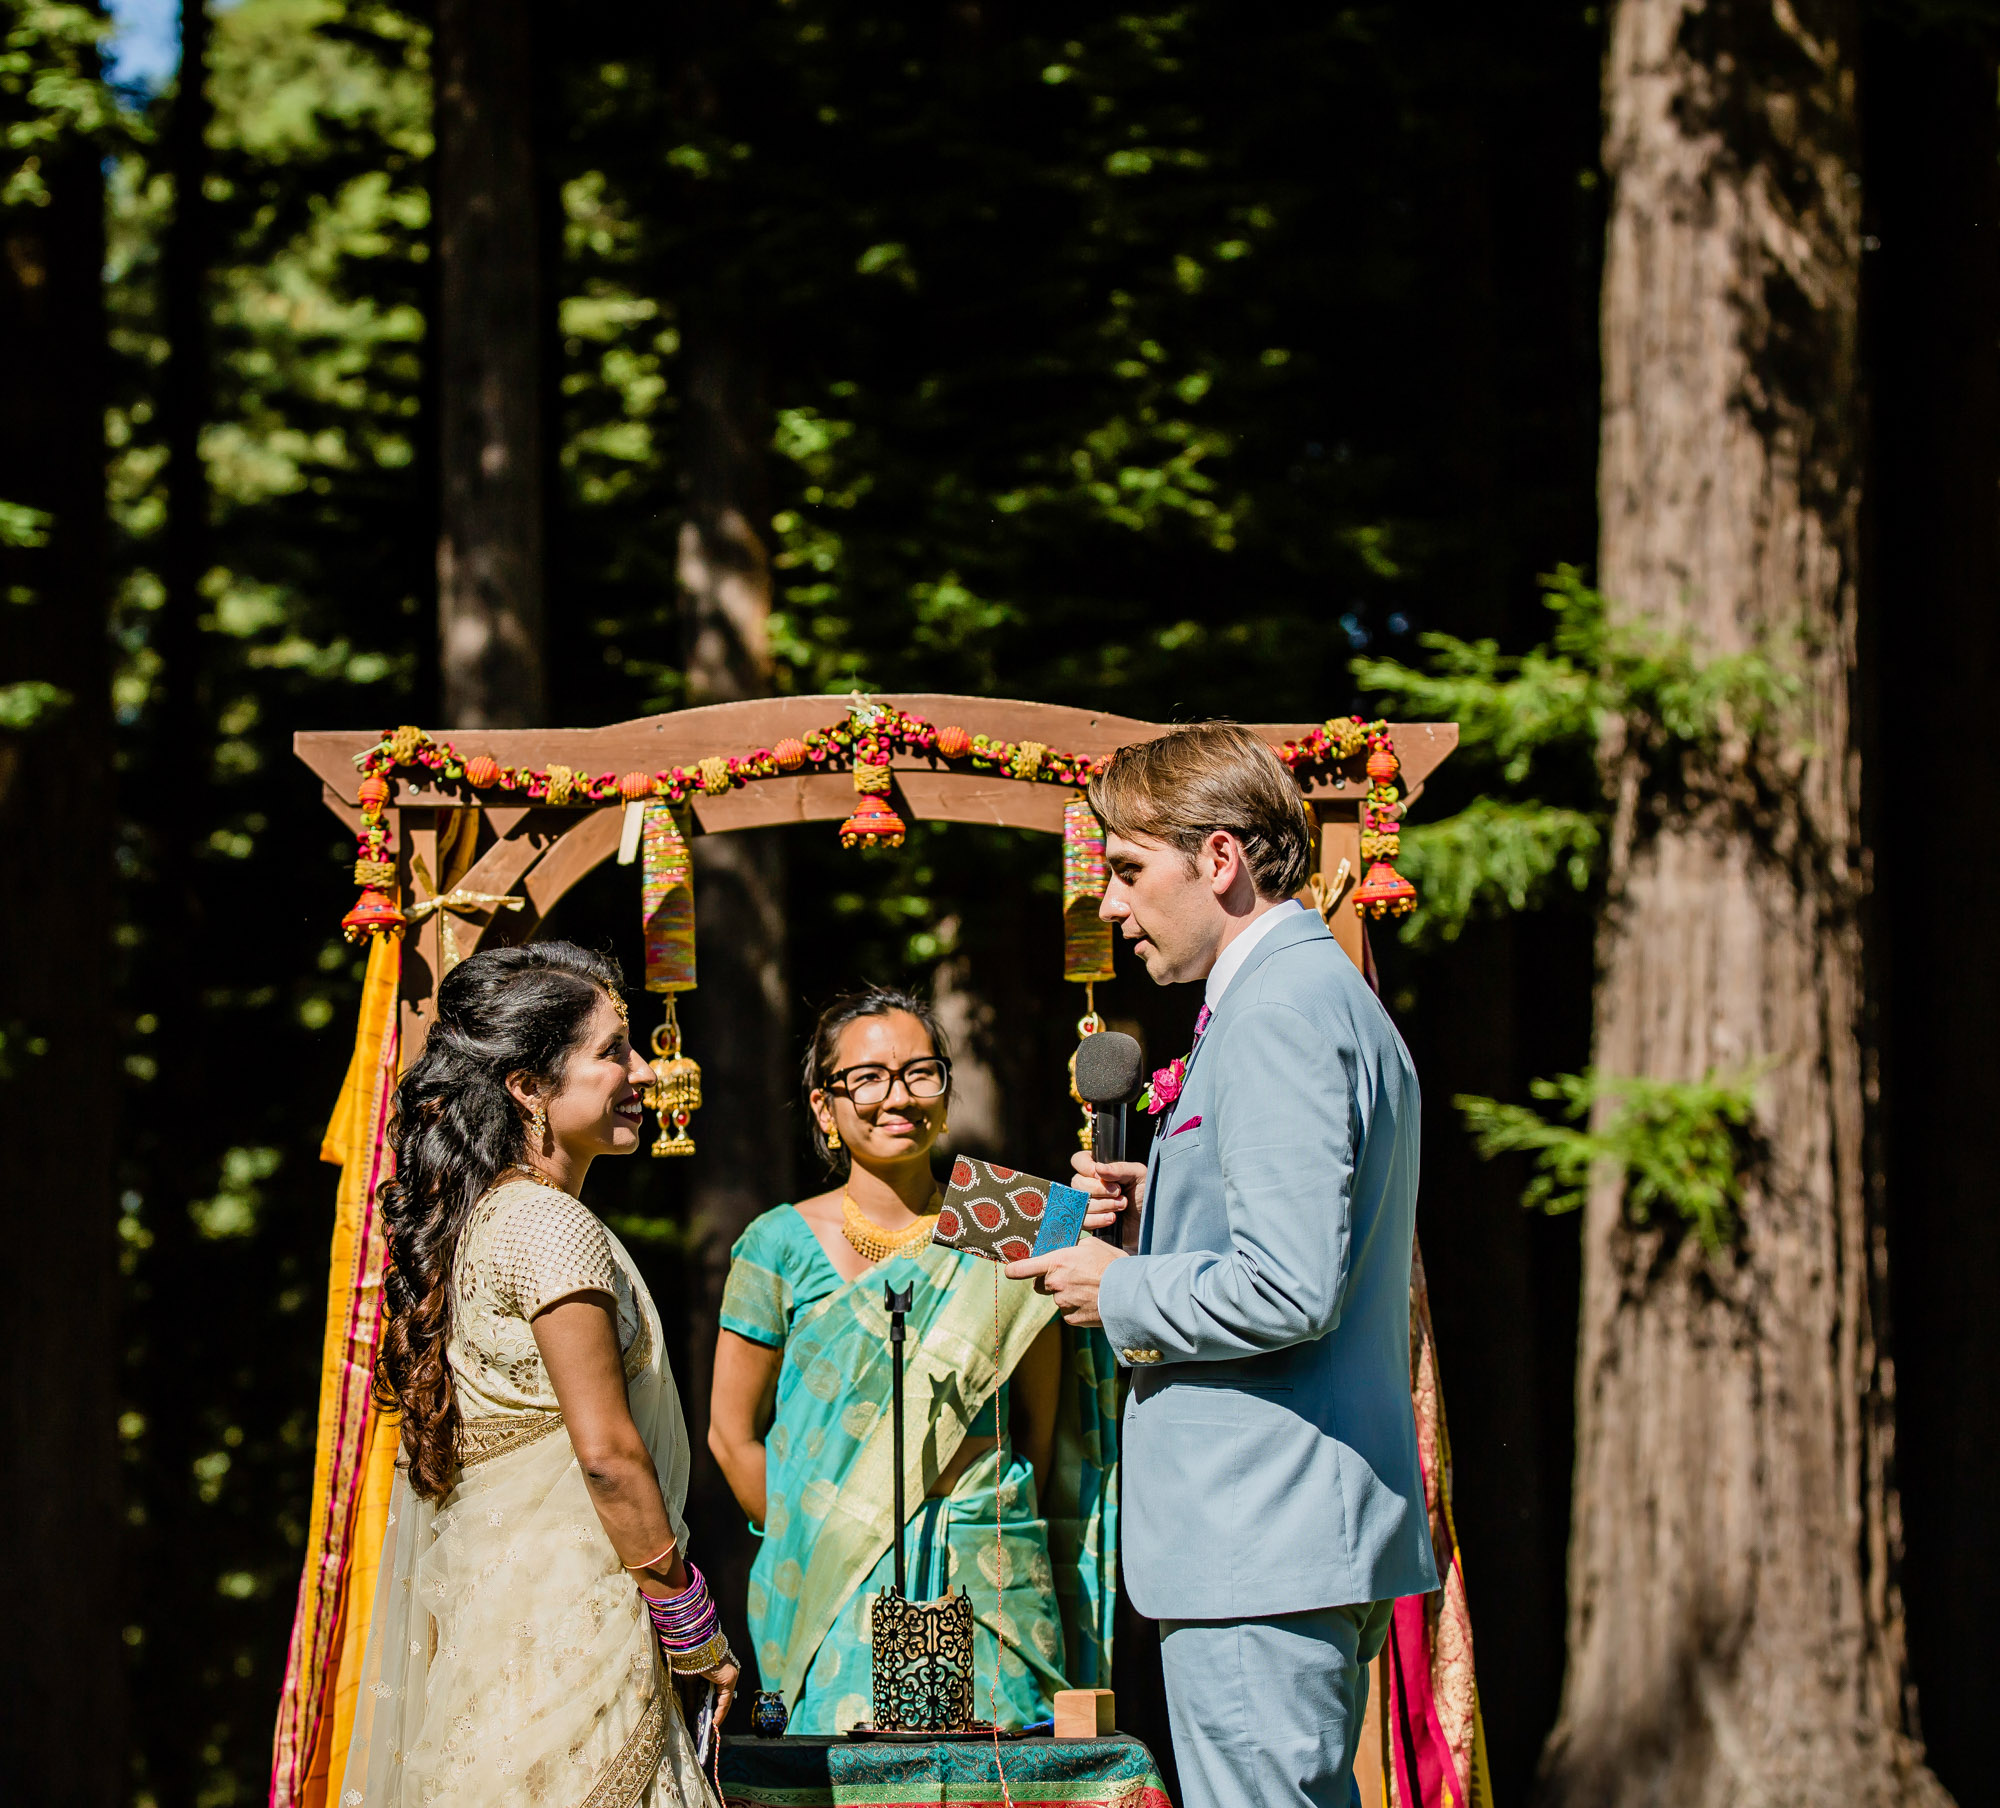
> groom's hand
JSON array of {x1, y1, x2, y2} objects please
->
[
  {"x1": 1007, "y1": 1236, "x2": 1124, "y2": 1327},
  {"x1": 1070, "y1": 1151, "x2": 1146, "y2": 1245}
]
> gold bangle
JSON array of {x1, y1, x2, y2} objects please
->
[
  {"x1": 669, "y1": 1630, "x2": 731, "y2": 1676},
  {"x1": 622, "y1": 1539, "x2": 678, "y2": 1574}
]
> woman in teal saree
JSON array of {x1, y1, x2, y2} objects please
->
[{"x1": 708, "y1": 987, "x2": 1118, "y2": 1734}]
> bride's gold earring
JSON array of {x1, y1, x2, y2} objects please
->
[
  {"x1": 530, "y1": 1098, "x2": 548, "y2": 1150},
  {"x1": 825, "y1": 1124, "x2": 841, "y2": 1153}
]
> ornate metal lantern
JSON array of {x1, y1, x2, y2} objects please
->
[{"x1": 648, "y1": 999, "x2": 702, "y2": 1158}]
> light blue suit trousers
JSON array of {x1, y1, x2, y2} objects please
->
[{"x1": 1160, "y1": 1603, "x2": 1392, "y2": 1808}]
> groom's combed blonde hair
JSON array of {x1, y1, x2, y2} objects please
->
[{"x1": 1087, "y1": 721, "x2": 1314, "y2": 900}]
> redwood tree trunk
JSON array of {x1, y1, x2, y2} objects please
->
[
  {"x1": 434, "y1": 0, "x2": 545, "y2": 726},
  {"x1": 1540, "y1": 3, "x2": 1945, "y2": 1803},
  {"x1": 674, "y1": 314, "x2": 791, "y2": 1681},
  {"x1": 0, "y1": 78, "x2": 122, "y2": 1808}
]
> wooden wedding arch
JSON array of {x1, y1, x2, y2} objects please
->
[
  {"x1": 294, "y1": 694, "x2": 1459, "y2": 1056},
  {"x1": 277, "y1": 693, "x2": 1465, "y2": 1808}
]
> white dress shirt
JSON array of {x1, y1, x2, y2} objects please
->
[{"x1": 1203, "y1": 896, "x2": 1306, "y2": 1015}]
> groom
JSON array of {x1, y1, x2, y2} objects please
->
[{"x1": 1009, "y1": 723, "x2": 1437, "y2": 1808}]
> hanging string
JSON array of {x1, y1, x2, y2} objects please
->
[{"x1": 988, "y1": 1258, "x2": 1017, "y2": 1808}]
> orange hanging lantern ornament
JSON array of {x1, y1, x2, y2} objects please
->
[
  {"x1": 341, "y1": 888, "x2": 405, "y2": 943},
  {"x1": 839, "y1": 694, "x2": 907, "y2": 849},
  {"x1": 341, "y1": 747, "x2": 404, "y2": 938},
  {"x1": 1353, "y1": 728, "x2": 1416, "y2": 918},
  {"x1": 840, "y1": 790, "x2": 907, "y2": 850}
]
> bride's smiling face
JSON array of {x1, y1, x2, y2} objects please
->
[
  {"x1": 813, "y1": 1010, "x2": 948, "y2": 1170},
  {"x1": 537, "y1": 991, "x2": 654, "y2": 1158}
]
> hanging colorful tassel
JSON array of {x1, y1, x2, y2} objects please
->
[
  {"x1": 641, "y1": 802, "x2": 697, "y2": 994},
  {"x1": 1062, "y1": 796, "x2": 1115, "y2": 983},
  {"x1": 1352, "y1": 728, "x2": 1417, "y2": 919},
  {"x1": 640, "y1": 801, "x2": 701, "y2": 1155}
]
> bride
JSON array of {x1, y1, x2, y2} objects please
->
[{"x1": 340, "y1": 942, "x2": 735, "y2": 1807}]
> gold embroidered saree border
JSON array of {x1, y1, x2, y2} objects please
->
[
  {"x1": 459, "y1": 1408, "x2": 568, "y2": 1470},
  {"x1": 579, "y1": 1686, "x2": 668, "y2": 1808}
]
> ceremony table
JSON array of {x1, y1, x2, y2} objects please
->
[{"x1": 717, "y1": 1732, "x2": 1173, "y2": 1808}]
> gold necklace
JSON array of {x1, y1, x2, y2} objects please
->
[
  {"x1": 840, "y1": 1192, "x2": 940, "y2": 1264},
  {"x1": 503, "y1": 1163, "x2": 575, "y2": 1199}
]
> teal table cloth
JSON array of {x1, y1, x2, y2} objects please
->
[{"x1": 717, "y1": 1732, "x2": 1172, "y2": 1808}]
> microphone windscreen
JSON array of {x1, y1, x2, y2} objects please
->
[{"x1": 1073, "y1": 1030, "x2": 1145, "y2": 1106}]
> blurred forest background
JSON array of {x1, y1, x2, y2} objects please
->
[{"x1": 3, "y1": 0, "x2": 1999, "y2": 1804}]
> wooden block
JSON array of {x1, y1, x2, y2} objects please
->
[{"x1": 1052, "y1": 1688, "x2": 1116, "y2": 1739}]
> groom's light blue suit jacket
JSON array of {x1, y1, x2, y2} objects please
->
[{"x1": 1095, "y1": 908, "x2": 1438, "y2": 1620}]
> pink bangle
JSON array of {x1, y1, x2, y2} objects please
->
[{"x1": 622, "y1": 1539, "x2": 677, "y2": 1573}]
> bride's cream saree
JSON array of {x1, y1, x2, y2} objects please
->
[{"x1": 339, "y1": 1176, "x2": 714, "y2": 1808}]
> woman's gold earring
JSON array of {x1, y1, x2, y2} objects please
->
[
  {"x1": 530, "y1": 1099, "x2": 548, "y2": 1150},
  {"x1": 825, "y1": 1125, "x2": 841, "y2": 1153}
]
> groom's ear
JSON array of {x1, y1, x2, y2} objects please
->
[{"x1": 1203, "y1": 830, "x2": 1247, "y2": 895}]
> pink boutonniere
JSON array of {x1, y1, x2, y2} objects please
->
[{"x1": 1138, "y1": 1056, "x2": 1188, "y2": 1116}]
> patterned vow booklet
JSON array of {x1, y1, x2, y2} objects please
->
[{"x1": 932, "y1": 1157, "x2": 1091, "y2": 1265}]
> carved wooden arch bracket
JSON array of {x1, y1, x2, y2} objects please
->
[{"x1": 294, "y1": 695, "x2": 1457, "y2": 1054}]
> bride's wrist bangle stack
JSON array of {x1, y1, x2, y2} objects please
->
[{"x1": 641, "y1": 1562, "x2": 730, "y2": 1674}]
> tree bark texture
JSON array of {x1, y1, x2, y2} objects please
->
[
  {"x1": 434, "y1": 0, "x2": 545, "y2": 726},
  {"x1": 0, "y1": 111, "x2": 123, "y2": 1807},
  {"x1": 672, "y1": 318, "x2": 790, "y2": 1678},
  {"x1": 1542, "y1": 4, "x2": 1945, "y2": 1804},
  {"x1": 132, "y1": 8, "x2": 217, "y2": 1797}
]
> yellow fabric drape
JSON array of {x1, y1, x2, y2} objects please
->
[{"x1": 269, "y1": 936, "x2": 401, "y2": 1808}]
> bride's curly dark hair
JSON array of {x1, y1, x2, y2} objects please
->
[{"x1": 376, "y1": 940, "x2": 625, "y2": 1499}]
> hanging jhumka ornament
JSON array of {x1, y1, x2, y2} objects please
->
[
  {"x1": 1352, "y1": 728, "x2": 1418, "y2": 919},
  {"x1": 640, "y1": 800, "x2": 703, "y2": 1156},
  {"x1": 1063, "y1": 796, "x2": 1116, "y2": 1147}
]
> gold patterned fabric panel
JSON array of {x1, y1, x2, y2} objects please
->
[
  {"x1": 579, "y1": 1689, "x2": 667, "y2": 1808},
  {"x1": 458, "y1": 1409, "x2": 566, "y2": 1471},
  {"x1": 450, "y1": 1179, "x2": 653, "y2": 1421}
]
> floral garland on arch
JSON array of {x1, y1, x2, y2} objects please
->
[{"x1": 337, "y1": 705, "x2": 1418, "y2": 940}]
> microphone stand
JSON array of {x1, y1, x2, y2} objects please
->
[{"x1": 885, "y1": 1282, "x2": 912, "y2": 1599}]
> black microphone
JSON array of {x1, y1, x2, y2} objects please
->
[{"x1": 1073, "y1": 1031, "x2": 1144, "y2": 1242}]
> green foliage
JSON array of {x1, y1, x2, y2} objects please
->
[
  {"x1": 1397, "y1": 799, "x2": 1599, "y2": 942},
  {"x1": 1360, "y1": 565, "x2": 1795, "y2": 784},
  {"x1": 1456, "y1": 1069, "x2": 1759, "y2": 1252},
  {"x1": 0, "y1": 497, "x2": 49, "y2": 544},
  {"x1": 1357, "y1": 565, "x2": 1797, "y2": 941},
  {"x1": 0, "y1": 0, "x2": 127, "y2": 207},
  {"x1": 0, "y1": 676, "x2": 69, "y2": 725}
]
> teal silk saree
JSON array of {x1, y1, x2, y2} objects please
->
[{"x1": 721, "y1": 1207, "x2": 1118, "y2": 1733}]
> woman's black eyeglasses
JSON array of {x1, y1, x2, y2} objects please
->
[{"x1": 824, "y1": 1057, "x2": 952, "y2": 1106}]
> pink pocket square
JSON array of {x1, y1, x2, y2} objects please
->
[{"x1": 1170, "y1": 1115, "x2": 1203, "y2": 1136}]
